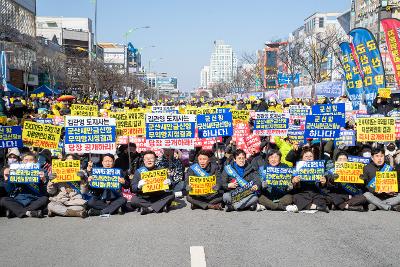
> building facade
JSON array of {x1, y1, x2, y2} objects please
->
[
  {"x1": 208, "y1": 40, "x2": 237, "y2": 87},
  {"x1": 200, "y1": 65, "x2": 209, "y2": 88}
]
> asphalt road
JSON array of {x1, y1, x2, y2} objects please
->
[{"x1": 0, "y1": 203, "x2": 399, "y2": 267}]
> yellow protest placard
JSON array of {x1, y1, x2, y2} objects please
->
[
  {"x1": 356, "y1": 117, "x2": 395, "y2": 142},
  {"x1": 109, "y1": 111, "x2": 145, "y2": 136},
  {"x1": 334, "y1": 162, "x2": 364, "y2": 184},
  {"x1": 22, "y1": 121, "x2": 62, "y2": 149},
  {"x1": 71, "y1": 104, "x2": 98, "y2": 116},
  {"x1": 378, "y1": 88, "x2": 391, "y2": 99},
  {"x1": 376, "y1": 172, "x2": 398, "y2": 193},
  {"x1": 141, "y1": 169, "x2": 169, "y2": 193},
  {"x1": 188, "y1": 176, "x2": 216, "y2": 195},
  {"x1": 232, "y1": 110, "x2": 250, "y2": 125},
  {"x1": 52, "y1": 160, "x2": 81, "y2": 183}
]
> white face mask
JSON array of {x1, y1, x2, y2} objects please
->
[
  {"x1": 362, "y1": 152, "x2": 371, "y2": 158},
  {"x1": 8, "y1": 158, "x2": 18, "y2": 164}
]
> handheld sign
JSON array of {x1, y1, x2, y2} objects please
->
[
  {"x1": 231, "y1": 180, "x2": 255, "y2": 203},
  {"x1": 188, "y1": 175, "x2": 216, "y2": 195},
  {"x1": 22, "y1": 121, "x2": 62, "y2": 149},
  {"x1": 0, "y1": 126, "x2": 23, "y2": 148},
  {"x1": 376, "y1": 172, "x2": 398, "y2": 193},
  {"x1": 52, "y1": 160, "x2": 81, "y2": 183},
  {"x1": 334, "y1": 162, "x2": 364, "y2": 184},
  {"x1": 64, "y1": 116, "x2": 117, "y2": 154},
  {"x1": 197, "y1": 113, "x2": 233, "y2": 138},
  {"x1": 141, "y1": 169, "x2": 169, "y2": 193},
  {"x1": 294, "y1": 161, "x2": 325, "y2": 182},
  {"x1": 253, "y1": 112, "x2": 289, "y2": 136},
  {"x1": 9, "y1": 163, "x2": 40, "y2": 184},
  {"x1": 71, "y1": 104, "x2": 98, "y2": 116},
  {"x1": 264, "y1": 167, "x2": 293, "y2": 186},
  {"x1": 304, "y1": 115, "x2": 343, "y2": 139},
  {"x1": 90, "y1": 168, "x2": 121, "y2": 189},
  {"x1": 356, "y1": 117, "x2": 395, "y2": 142},
  {"x1": 378, "y1": 88, "x2": 391, "y2": 99},
  {"x1": 109, "y1": 111, "x2": 145, "y2": 136}
]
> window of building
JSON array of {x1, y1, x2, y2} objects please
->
[{"x1": 319, "y1": 17, "x2": 324, "y2": 28}]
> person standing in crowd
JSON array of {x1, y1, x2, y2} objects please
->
[
  {"x1": 156, "y1": 148, "x2": 185, "y2": 198},
  {"x1": 115, "y1": 143, "x2": 141, "y2": 175},
  {"x1": 362, "y1": 148, "x2": 400, "y2": 211},
  {"x1": 257, "y1": 150, "x2": 293, "y2": 211},
  {"x1": 47, "y1": 154, "x2": 88, "y2": 218},
  {"x1": 186, "y1": 150, "x2": 224, "y2": 210},
  {"x1": 86, "y1": 154, "x2": 127, "y2": 216},
  {"x1": 288, "y1": 148, "x2": 329, "y2": 213},
  {"x1": 1, "y1": 152, "x2": 48, "y2": 218},
  {"x1": 325, "y1": 152, "x2": 367, "y2": 211},
  {"x1": 221, "y1": 149, "x2": 259, "y2": 212},
  {"x1": 131, "y1": 151, "x2": 175, "y2": 215}
]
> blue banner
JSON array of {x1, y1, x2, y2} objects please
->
[
  {"x1": 145, "y1": 114, "x2": 196, "y2": 140},
  {"x1": 349, "y1": 28, "x2": 386, "y2": 107},
  {"x1": 90, "y1": 168, "x2": 121, "y2": 189},
  {"x1": 293, "y1": 160, "x2": 325, "y2": 182},
  {"x1": 0, "y1": 126, "x2": 23, "y2": 148},
  {"x1": 312, "y1": 103, "x2": 346, "y2": 127},
  {"x1": 339, "y1": 42, "x2": 364, "y2": 110},
  {"x1": 264, "y1": 167, "x2": 293, "y2": 186},
  {"x1": 278, "y1": 73, "x2": 300, "y2": 86},
  {"x1": 348, "y1": 156, "x2": 371, "y2": 165},
  {"x1": 305, "y1": 115, "x2": 343, "y2": 139},
  {"x1": 9, "y1": 163, "x2": 40, "y2": 184},
  {"x1": 197, "y1": 112, "x2": 233, "y2": 138},
  {"x1": 315, "y1": 81, "x2": 344, "y2": 98}
]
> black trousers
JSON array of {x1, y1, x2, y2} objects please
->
[
  {"x1": 327, "y1": 193, "x2": 367, "y2": 209},
  {"x1": 186, "y1": 193, "x2": 223, "y2": 210},
  {"x1": 1, "y1": 196, "x2": 48, "y2": 218},
  {"x1": 87, "y1": 196, "x2": 127, "y2": 215},
  {"x1": 131, "y1": 192, "x2": 175, "y2": 213},
  {"x1": 293, "y1": 192, "x2": 327, "y2": 211}
]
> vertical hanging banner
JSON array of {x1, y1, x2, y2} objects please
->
[
  {"x1": 70, "y1": 104, "x2": 99, "y2": 116},
  {"x1": 339, "y1": 42, "x2": 364, "y2": 110},
  {"x1": 22, "y1": 121, "x2": 62, "y2": 149},
  {"x1": 381, "y1": 18, "x2": 400, "y2": 88},
  {"x1": 349, "y1": 28, "x2": 386, "y2": 106},
  {"x1": 64, "y1": 116, "x2": 116, "y2": 154},
  {"x1": 109, "y1": 111, "x2": 146, "y2": 136},
  {"x1": 197, "y1": 112, "x2": 233, "y2": 138},
  {"x1": 146, "y1": 113, "x2": 196, "y2": 149},
  {"x1": 0, "y1": 126, "x2": 23, "y2": 148},
  {"x1": 253, "y1": 112, "x2": 289, "y2": 136}
]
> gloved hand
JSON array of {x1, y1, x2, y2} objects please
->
[
  {"x1": 138, "y1": 179, "x2": 146, "y2": 189},
  {"x1": 163, "y1": 179, "x2": 171, "y2": 185}
]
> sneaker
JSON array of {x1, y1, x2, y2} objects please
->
[
  {"x1": 47, "y1": 210, "x2": 55, "y2": 217},
  {"x1": 285, "y1": 205, "x2": 299, "y2": 213},
  {"x1": 88, "y1": 208, "x2": 102, "y2": 217},
  {"x1": 140, "y1": 207, "x2": 153, "y2": 215},
  {"x1": 316, "y1": 206, "x2": 330, "y2": 213},
  {"x1": 6, "y1": 209, "x2": 15, "y2": 219},
  {"x1": 368, "y1": 204, "x2": 377, "y2": 211},
  {"x1": 391, "y1": 205, "x2": 400, "y2": 212},
  {"x1": 174, "y1": 191, "x2": 183, "y2": 198},
  {"x1": 256, "y1": 204, "x2": 266, "y2": 212},
  {"x1": 225, "y1": 205, "x2": 234, "y2": 212},
  {"x1": 80, "y1": 210, "x2": 88, "y2": 218},
  {"x1": 249, "y1": 204, "x2": 257, "y2": 211},
  {"x1": 29, "y1": 210, "x2": 44, "y2": 218}
]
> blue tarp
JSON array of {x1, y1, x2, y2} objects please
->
[
  {"x1": 6, "y1": 83, "x2": 25, "y2": 96},
  {"x1": 31, "y1": 85, "x2": 61, "y2": 96}
]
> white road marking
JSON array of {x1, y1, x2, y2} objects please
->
[{"x1": 190, "y1": 246, "x2": 206, "y2": 267}]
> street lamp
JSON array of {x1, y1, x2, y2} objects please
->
[{"x1": 123, "y1": 26, "x2": 151, "y2": 44}]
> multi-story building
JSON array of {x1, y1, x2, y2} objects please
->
[
  {"x1": 98, "y1": 42, "x2": 141, "y2": 74},
  {"x1": 208, "y1": 40, "x2": 237, "y2": 87},
  {"x1": 0, "y1": 0, "x2": 37, "y2": 90},
  {"x1": 200, "y1": 65, "x2": 209, "y2": 88},
  {"x1": 36, "y1": 16, "x2": 94, "y2": 59}
]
